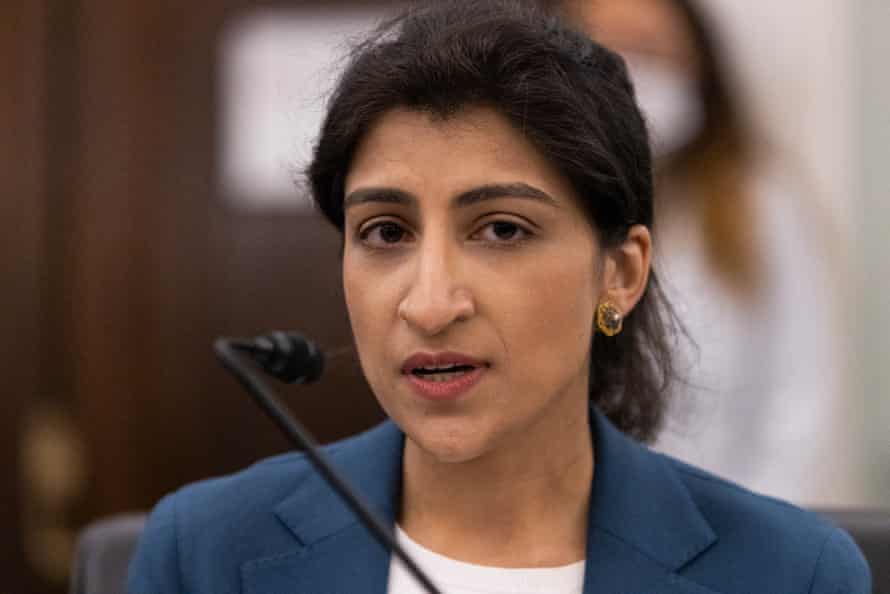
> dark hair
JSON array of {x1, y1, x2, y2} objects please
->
[{"x1": 307, "y1": 0, "x2": 680, "y2": 442}]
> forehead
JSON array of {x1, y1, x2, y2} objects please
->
[{"x1": 343, "y1": 106, "x2": 578, "y2": 205}]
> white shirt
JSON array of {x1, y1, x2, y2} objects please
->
[{"x1": 386, "y1": 525, "x2": 585, "y2": 594}]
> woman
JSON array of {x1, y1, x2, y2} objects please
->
[
  {"x1": 551, "y1": 0, "x2": 862, "y2": 505},
  {"x1": 127, "y1": 2, "x2": 870, "y2": 593}
]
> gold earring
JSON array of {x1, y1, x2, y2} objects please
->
[{"x1": 596, "y1": 300, "x2": 623, "y2": 336}]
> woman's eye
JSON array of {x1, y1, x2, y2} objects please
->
[
  {"x1": 474, "y1": 221, "x2": 531, "y2": 243},
  {"x1": 359, "y1": 221, "x2": 410, "y2": 247}
]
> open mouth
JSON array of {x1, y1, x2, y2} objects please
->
[{"x1": 411, "y1": 364, "x2": 477, "y2": 383}]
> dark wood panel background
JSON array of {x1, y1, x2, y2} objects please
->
[
  {"x1": 2, "y1": 1, "x2": 48, "y2": 592},
  {"x1": 4, "y1": 1, "x2": 394, "y2": 592}
]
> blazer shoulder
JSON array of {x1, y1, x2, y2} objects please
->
[
  {"x1": 170, "y1": 421, "x2": 388, "y2": 520},
  {"x1": 808, "y1": 524, "x2": 872, "y2": 594},
  {"x1": 128, "y1": 425, "x2": 388, "y2": 594},
  {"x1": 663, "y1": 456, "x2": 871, "y2": 593},
  {"x1": 127, "y1": 450, "x2": 315, "y2": 594}
]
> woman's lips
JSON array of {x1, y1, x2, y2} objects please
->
[
  {"x1": 405, "y1": 366, "x2": 487, "y2": 401},
  {"x1": 400, "y1": 351, "x2": 489, "y2": 401},
  {"x1": 401, "y1": 351, "x2": 487, "y2": 373}
]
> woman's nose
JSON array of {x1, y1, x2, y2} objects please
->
[{"x1": 397, "y1": 243, "x2": 475, "y2": 336}]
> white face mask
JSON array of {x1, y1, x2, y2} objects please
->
[{"x1": 625, "y1": 57, "x2": 705, "y2": 159}]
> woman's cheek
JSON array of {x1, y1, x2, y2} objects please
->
[
  {"x1": 502, "y1": 256, "x2": 595, "y2": 384},
  {"x1": 343, "y1": 263, "x2": 377, "y2": 354},
  {"x1": 344, "y1": 258, "x2": 400, "y2": 378}
]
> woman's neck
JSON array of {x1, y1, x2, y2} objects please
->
[{"x1": 398, "y1": 399, "x2": 594, "y2": 568}]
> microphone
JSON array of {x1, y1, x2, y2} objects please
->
[
  {"x1": 214, "y1": 332, "x2": 442, "y2": 594},
  {"x1": 228, "y1": 331, "x2": 324, "y2": 384}
]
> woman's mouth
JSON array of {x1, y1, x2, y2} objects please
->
[
  {"x1": 411, "y1": 364, "x2": 476, "y2": 382},
  {"x1": 401, "y1": 352, "x2": 489, "y2": 400}
]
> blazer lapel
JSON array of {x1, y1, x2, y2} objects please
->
[
  {"x1": 582, "y1": 407, "x2": 721, "y2": 594},
  {"x1": 241, "y1": 522, "x2": 392, "y2": 594},
  {"x1": 242, "y1": 422, "x2": 404, "y2": 594},
  {"x1": 583, "y1": 536, "x2": 720, "y2": 594}
]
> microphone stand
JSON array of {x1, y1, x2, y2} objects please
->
[{"x1": 214, "y1": 337, "x2": 443, "y2": 594}]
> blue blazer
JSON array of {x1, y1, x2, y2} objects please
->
[{"x1": 128, "y1": 406, "x2": 871, "y2": 594}]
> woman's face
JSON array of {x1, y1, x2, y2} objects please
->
[{"x1": 342, "y1": 107, "x2": 604, "y2": 464}]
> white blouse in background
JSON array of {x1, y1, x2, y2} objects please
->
[{"x1": 653, "y1": 170, "x2": 865, "y2": 505}]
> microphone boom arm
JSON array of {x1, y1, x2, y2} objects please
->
[{"x1": 213, "y1": 337, "x2": 443, "y2": 594}]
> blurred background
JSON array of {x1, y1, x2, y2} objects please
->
[{"x1": 2, "y1": 0, "x2": 887, "y2": 592}]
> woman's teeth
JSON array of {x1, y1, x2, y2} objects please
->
[
  {"x1": 423, "y1": 370, "x2": 469, "y2": 382},
  {"x1": 412, "y1": 366, "x2": 473, "y2": 382}
]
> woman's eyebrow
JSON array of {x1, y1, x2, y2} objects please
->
[
  {"x1": 455, "y1": 182, "x2": 560, "y2": 208},
  {"x1": 343, "y1": 187, "x2": 414, "y2": 210},
  {"x1": 343, "y1": 182, "x2": 559, "y2": 210}
]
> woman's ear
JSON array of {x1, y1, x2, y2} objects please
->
[{"x1": 599, "y1": 224, "x2": 652, "y2": 315}]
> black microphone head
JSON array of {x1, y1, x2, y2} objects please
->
[{"x1": 252, "y1": 331, "x2": 325, "y2": 384}]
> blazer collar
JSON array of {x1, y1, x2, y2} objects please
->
[
  {"x1": 242, "y1": 422, "x2": 404, "y2": 594},
  {"x1": 244, "y1": 406, "x2": 719, "y2": 594},
  {"x1": 273, "y1": 421, "x2": 404, "y2": 546},
  {"x1": 582, "y1": 406, "x2": 719, "y2": 593}
]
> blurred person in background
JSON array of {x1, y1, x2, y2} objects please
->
[{"x1": 550, "y1": 0, "x2": 863, "y2": 505}]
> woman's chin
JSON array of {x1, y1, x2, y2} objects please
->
[{"x1": 402, "y1": 417, "x2": 495, "y2": 465}]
